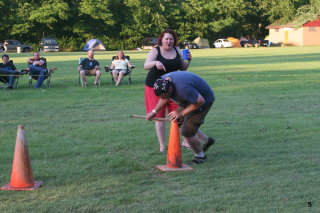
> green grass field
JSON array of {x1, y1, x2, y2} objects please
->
[{"x1": 0, "y1": 47, "x2": 319, "y2": 212}]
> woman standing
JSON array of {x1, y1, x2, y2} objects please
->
[{"x1": 144, "y1": 29, "x2": 192, "y2": 152}]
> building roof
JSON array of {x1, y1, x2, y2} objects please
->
[
  {"x1": 266, "y1": 17, "x2": 320, "y2": 29},
  {"x1": 303, "y1": 17, "x2": 320, "y2": 27},
  {"x1": 265, "y1": 21, "x2": 295, "y2": 29}
]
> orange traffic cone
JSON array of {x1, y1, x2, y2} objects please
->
[
  {"x1": 1, "y1": 125, "x2": 43, "y2": 190},
  {"x1": 156, "y1": 121, "x2": 192, "y2": 171}
]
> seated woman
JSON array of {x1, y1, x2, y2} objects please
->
[
  {"x1": 0, "y1": 54, "x2": 25, "y2": 90},
  {"x1": 110, "y1": 51, "x2": 134, "y2": 86}
]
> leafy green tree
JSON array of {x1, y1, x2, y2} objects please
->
[
  {"x1": 294, "y1": 0, "x2": 320, "y2": 26},
  {"x1": 0, "y1": 1, "x2": 12, "y2": 38},
  {"x1": 28, "y1": 0, "x2": 69, "y2": 29},
  {"x1": 76, "y1": 0, "x2": 114, "y2": 39},
  {"x1": 0, "y1": 0, "x2": 32, "y2": 41},
  {"x1": 179, "y1": 0, "x2": 257, "y2": 41},
  {"x1": 13, "y1": 0, "x2": 68, "y2": 39},
  {"x1": 255, "y1": 0, "x2": 310, "y2": 23},
  {"x1": 0, "y1": 0, "x2": 317, "y2": 50},
  {"x1": 120, "y1": 0, "x2": 170, "y2": 45}
]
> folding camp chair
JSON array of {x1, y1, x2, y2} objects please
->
[
  {"x1": 0, "y1": 78, "x2": 8, "y2": 88},
  {"x1": 26, "y1": 57, "x2": 56, "y2": 88},
  {"x1": 0, "y1": 68, "x2": 26, "y2": 89},
  {"x1": 0, "y1": 77, "x2": 18, "y2": 89},
  {"x1": 28, "y1": 67, "x2": 56, "y2": 88},
  {"x1": 78, "y1": 58, "x2": 101, "y2": 87},
  {"x1": 104, "y1": 55, "x2": 134, "y2": 85}
]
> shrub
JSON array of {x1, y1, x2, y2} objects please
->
[{"x1": 59, "y1": 37, "x2": 84, "y2": 51}]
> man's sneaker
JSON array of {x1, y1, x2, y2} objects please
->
[
  {"x1": 189, "y1": 155, "x2": 207, "y2": 165},
  {"x1": 203, "y1": 137, "x2": 215, "y2": 152}
]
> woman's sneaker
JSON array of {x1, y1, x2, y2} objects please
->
[
  {"x1": 203, "y1": 137, "x2": 215, "y2": 152},
  {"x1": 189, "y1": 155, "x2": 207, "y2": 165}
]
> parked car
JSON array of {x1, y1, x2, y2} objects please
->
[
  {"x1": 179, "y1": 40, "x2": 199, "y2": 49},
  {"x1": 240, "y1": 40, "x2": 259, "y2": 47},
  {"x1": 213, "y1": 39, "x2": 232, "y2": 48},
  {"x1": 257, "y1": 39, "x2": 269, "y2": 47},
  {"x1": 239, "y1": 37, "x2": 263, "y2": 47},
  {"x1": 0, "y1": 39, "x2": 32, "y2": 52},
  {"x1": 40, "y1": 37, "x2": 59, "y2": 52}
]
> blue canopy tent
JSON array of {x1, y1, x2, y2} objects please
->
[{"x1": 83, "y1": 39, "x2": 106, "y2": 51}]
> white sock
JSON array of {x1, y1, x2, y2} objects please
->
[{"x1": 195, "y1": 151, "x2": 204, "y2": 158}]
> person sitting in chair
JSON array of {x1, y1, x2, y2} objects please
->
[
  {"x1": 78, "y1": 50, "x2": 101, "y2": 87},
  {"x1": 0, "y1": 54, "x2": 25, "y2": 90},
  {"x1": 27, "y1": 52, "x2": 48, "y2": 88},
  {"x1": 110, "y1": 50, "x2": 134, "y2": 86}
]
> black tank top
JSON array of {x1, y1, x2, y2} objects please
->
[{"x1": 145, "y1": 46, "x2": 182, "y2": 87}]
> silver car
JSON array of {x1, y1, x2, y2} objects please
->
[{"x1": 40, "y1": 37, "x2": 59, "y2": 52}]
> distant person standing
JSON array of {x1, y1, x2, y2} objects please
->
[{"x1": 3, "y1": 40, "x2": 8, "y2": 52}]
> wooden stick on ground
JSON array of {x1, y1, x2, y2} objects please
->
[{"x1": 130, "y1": 114, "x2": 170, "y2": 122}]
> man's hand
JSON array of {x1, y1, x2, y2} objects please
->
[
  {"x1": 146, "y1": 98, "x2": 169, "y2": 120},
  {"x1": 168, "y1": 110, "x2": 183, "y2": 121},
  {"x1": 27, "y1": 58, "x2": 33, "y2": 64},
  {"x1": 33, "y1": 60, "x2": 45, "y2": 66}
]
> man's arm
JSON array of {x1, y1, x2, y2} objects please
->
[
  {"x1": 168, "y1": 94, "x2": 205, "y2": 121},
  {"x1": 94, "y1": 60, "x2": 100, "y2": 70},
  {"x1": 31, "y1": 59, "x2": 45, "y2": 66},
  {"x1": 78, "y1": 58, "x2": 88, "y2": 71},
  {"x1": 27, "y1": 58, "x2": 34, "y2": 64},
  {"x1": 77, "y1": 65, "x2": 83, "y2": 72},
  {"x1": 146, "y1": 98, "x2": 169, "y2": 120}
]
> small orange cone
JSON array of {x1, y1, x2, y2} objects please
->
[
  {"x1": 1, "y1": 125, "x2": 43, "y2": 190},
  {"x1": 156, "y1": 121, "x2": 192, "y2": 171}
]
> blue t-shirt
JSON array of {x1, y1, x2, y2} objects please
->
[{"x1": 161, "y1": 71, "x2": 214, "y2": 108}]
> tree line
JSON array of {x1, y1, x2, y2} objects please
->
[{"x1": 0, "y1": 0, "x2": 319, "y2": 50}]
